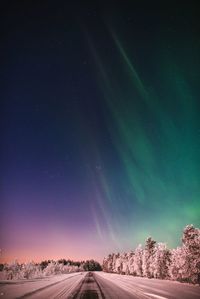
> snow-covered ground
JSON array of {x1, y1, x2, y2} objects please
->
[
  {"x1": 1, "y1": 272, "x2": 200, "y2": 298},
  {"x1": 95, "y1": 272, "x2": 200, "y2": 299},
  {"x1": 0, "y1": 272, "x2": 86, "y2": 299}
]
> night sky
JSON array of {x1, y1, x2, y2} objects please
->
[{"x1": 1, "y1": 1, "x2": 200, "y2": 263}]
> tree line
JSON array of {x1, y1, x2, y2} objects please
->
[
  {"x1": 0, "y1": 259, "x2": 102, "y2": 280},
  {"x1": 102, "y1": 225, "x2": 200, "y2": 284}
]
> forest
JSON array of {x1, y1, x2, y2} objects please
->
[
  {"x1": 103, "y1": 225, "x2": 200, "y2": 284},
  {"x1": 0, "y1": 259, "x2": 101, "y2": 280}
]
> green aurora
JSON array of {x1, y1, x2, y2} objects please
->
[
  {"x1": 84, "y1": 25, "x2": 200, "y2": 250},
  {"x1": 1, "y1": 2, "x2": 200, "y2": 262}
]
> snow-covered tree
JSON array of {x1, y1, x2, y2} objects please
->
[
  {"x1": 169, "y1": 246, "x2": 185, "y2": 281},
  {"x1": 22, "y1": 262, "x2": 43, "y2": 279},
  {"x1": 133, "y1": 244, "x2": 143, "y2": 276},
  {"x1": 107, "y1": 254, "x2": 115, "y2": 273},
  {"x1": 142, "y1": 237, "x2": 156, "y2": 278},
  {"x1": 152, "y1": 243, "x2": 171, "y2": 279},
  {"x1": 120, "y1": 252, "x2": 128, "y2": 274},
  {"x1": 1, "y1": 261, "x2": 24, "y2": 280},
  {"x1": 126, "y1": 251, "x2": 135, "y2": 275},
  {"x1": 181, "y1": 224, "x2": 200, "y2": 284},
  {"x1": 43, "y1": 261, "x2": 59, "y2": 276},
  {"x1": 102, "y1": 257, "x2": 108, "y2": 272},
  {"x1": 114, "y1": 253, "x2": 122, "y2": 274}
]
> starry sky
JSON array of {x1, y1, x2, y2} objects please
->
[{"x1": 1, "y1": 1, "x2": 200, "y2": 263}]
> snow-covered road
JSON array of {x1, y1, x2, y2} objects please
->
[
  {"x1": 95, "y1": 272, "x2": 200, "y2": 299},
  {"x1": 0, "y1": 272, "x2": 85, "y2": 299},
  {"x1": 0, "y1": 272, "x2": 200, "y2": 298}
]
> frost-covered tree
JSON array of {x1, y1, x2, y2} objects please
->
[
  {"x1": 40, "y1": 260, "x2": 51, "y2": 270},
  {"x1": 126, "y1": 251, "x2": 135, "y2": 275},
  {"x1": 111, "y1": 253, "x2": 117, "y2": 273},
  {"x1": 133, "y1": 244, "x2": 143, "y2": 276},
  {"x1": 114, "y1": 253, "x2": 122, "y2": 274},
  {"x1": 43, "y1": 261, "x2": 59, "y2": 276},
  {"x1": 142, "y1": 237, "x2": 156, "y2": 278},
  {"x1": 78, "y1": 263, "x2": 85, "y2": 272},
  {"x1": 120, "y1": 252, "x2": 128, "y2": 274},
  {"x1": 181, "y1": 224, "x2": 200, "y2": 284},
  {"x1": 22, "y1": 262, "x2": 43, "y2": 279},
  {"x1": 106, "y1": 254, "x2": 115, "y2": 273},
  {"x1": 169, "y1": 246, "x2": 186, "y2": 281},
  {"x1": 0, "y1": 261, "x2": 43, "y2": 280},
  {"x1": 152, "y1": 243, "x2": 171, "y2": 279},
  {"x1": 102, "y1": 257, "x2": 108, "y2": 272},
  {"x1": 1, "y1": 261, "x2": 24, "y2": 280}
]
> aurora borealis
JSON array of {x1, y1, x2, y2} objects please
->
[{"x1": 1, "y1": 1, "x2": 200, "y2": 263}]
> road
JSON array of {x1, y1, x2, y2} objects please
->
[
  {"x1": 0, "y1": 273, "x2": 85, "y2": 299},
  {"x1": 71, "y1": 272, "x2": 134, "y2": 299},
  {"x1": 95, "y1": 272, "x2": 200, "y2": 299},
  {"x1": 0, "y1": 272, "x2": 200, "y2": 298}
]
